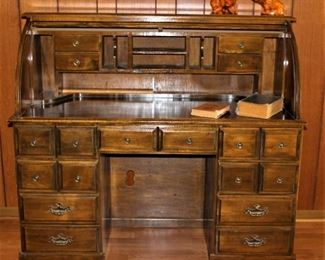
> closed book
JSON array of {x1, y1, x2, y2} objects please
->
[
  {"x1": 236, "y1": 93, "x2": 283, "y2": 119},
  {"x1": 191, "y1": 103, "x2": 230, "y2": 119}
]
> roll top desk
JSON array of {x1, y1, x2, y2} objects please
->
[{"x1": 10, "y1": 13, "x2": 304, "y2": 259}]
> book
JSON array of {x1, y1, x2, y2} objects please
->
[
  {"x1": 236, "y1": 93, "x2": 283, "y2": 119},
  {"x1": 191, "y1": 103, "x2": 230, "y2": 119}
]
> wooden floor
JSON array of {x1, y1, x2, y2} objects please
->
[{"x1": 0, "y1": 219, "x2": 324, "y2": 260}]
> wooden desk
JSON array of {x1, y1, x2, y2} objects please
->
[{"x1": 10, "y1": 14, "x2": 304, "y2": 259}]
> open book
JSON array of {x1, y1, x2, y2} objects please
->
[
  {"x1": 191, "y1": 103, "x2": 230, "y2": 119},
  {"x1": 236, "y1": 94, "x2": 283, "y2": 119}
]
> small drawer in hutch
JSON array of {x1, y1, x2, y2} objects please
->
[
  {"x1": 261, "y1": 163, "x2": 298, "y2": 193},
  {"x1": 17, "y1": 160, "x2": 56, "y2": 191},
  {"x1": 218, "y1": 54, "x2": 262, "y2": 72},
  {"x1": 57, "y1": 127, "x2": 96, "y2": 157},
  {"x1": 54, "y1": 33, "x2": 100, "y2": 52},
  {"x1": 55, "y1": 53, "x2": 99, "y2": 71},
  {"x1": 23, "y1": 226, "x2": 99, "y2": 252},
  {"x1": 216, "y1": 226, "x2": 293, "y2": 254},
  {"x1": 218, "y1": 196, "x2": 294, "y2": 224},
  {"x1": 15, "y1": 126, "x2": 55, "y2": 156},
  {"x1": 218, "y1": 36, "x2": 264, "y2": 54},
  {"x1": 218, "y1": 162, "x2": 258, "y2": 193},
  {"x1": 21, "y1": 195, "x2": 98, "y2": 222},
  {"x1": 262, "y1": 128, "x2": 301, "y2": 159},
  {"x1": 161, "y1": 128, "x2": 217, "y2": 153},
  {"x1": 59, "y1": 160, "x2": 97, "y2": 191},
  {"x1": 220, "y1": 128, "x2": 259, "y2": 159}
]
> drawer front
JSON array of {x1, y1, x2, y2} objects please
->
[
  {"x1": 58, "y1": 127, "x2": 96, "y2": 157},
  {"x1": 100, "y1": 128, "x2": 156, "y2": 152},
  {"x1": 15, "y1": 126, "x2": 55, "y2": 156},
  {"x1": 219, "y1": 36, "x2": 264, "y2": 54},
  {"x1": 261, "y1": 163, "x2": 297, "y2": 193},
  {"x1": 133, "y1": 36, "x2": 186, "y2": 51},
  {"x1": 262, "y1": 129, "x2": 300, "y2": 159},
  {"x1": 22, "y1": 195, "x2": 97, "y2": 222},
  {"x1": 218, "y1": 54, "x2": 262, "y2": 72},
  {"x1": 59, "y1": 161, "x2": 97, "y2": 191},
  {"x1": 24, "y1": 226, "x2": 99, "y2": 252},
  {"x1": 55, "y1": 33, "x2": 100, "y2": 52},
  {"x1": 162, "y1": 129, "x2": 217, "y2": 153},
  {"x1": 220, "y1": 128, "x2": 259, "y2": 159},
  {"x1": 55, "y1": 53, "x2": 99, "y2": 71},
  {"x1": 217, "y1": 227, "x2": 293, "y2": 254},
  {"x1": 219, "y1": 162, "x2": 258, "y2": 193},
  {"x1": 133, "y1": 54, "x2": 185, "y2": 69},
  {"x1": 17, "y1": 160, "x2": 56, "y2": 190},
  {"x1": 219, "y1": 196, "x2": 294, "y2": 224}
]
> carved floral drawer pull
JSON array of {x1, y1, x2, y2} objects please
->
[
  {"x1": 238, "y1": 42, "x2": 245, "y2": 49},
  {"x1": 72, "y1": 140, "x2": 80, "y2": 148},
  {"x1": 243, "y1": 235, "x2": 266, "y2": 247},
  {"x1": 73, "y1": 59, "x2": 81, "y2": 67},
  {"x1": 244, "y1": 204, "x2": 269, "y2": 217},
  {"x1": 186, "y1": 137, "x2": 193, "y2": 145},
  {"x1": 234, "y1": 176, "x2": 242, "y2": 184},
  {"x1": 237, "y1": 60, "x2": 244, "y2": 68},
  {"x1": 30, "y1": 138, "x2": 38, "y2": 147},
  {"x1": 276, "y1": 177, "x2": 284, "y2": 184},
  {"x1": 124, "y1": 137, "x2": 131, "y2": 144},
  {"x1": 48, "y1": 202, "x2": 72, "y2": 216},
  {"x1": 236, "y1": 142, "x2": 244, "y2": 149},
  {"x1": 72, "y1": 40, "x2": 80, "y2": 47},
  {"x1": 48, "y1": 233, "x2": 73, "y2": 246},
  {"x1": 74, "y1": 175, "x2": 81, "y2": 183},
  {"x1": 31, "y1": 175, "x2": 40, "y2": 182},
  {"x1": 278, "y1": 142, "x2": 285, "y2": 149}
]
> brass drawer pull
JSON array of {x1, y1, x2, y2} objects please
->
[
  {"x1": 278, "y1": 142, "x2": 285, "y2": 149},
  {"x1": 243, "y1": 235, "x2": 266, "y2": 247},
  {"x1": 48, "y1": 202, "x2": 72, "y2": 216},
  {"x1": 245, "y1": 204, "x2": 269, "y2": 217},
  {"x1": 32, "y1": 175, "x2": 40, "y2": 182},
  {"x1": 48, "y1": 233, "x2": 73, "y2": 246},
  {"x1": 30, "y1": 139, "x2": 38, "y2": 147},
  {"x1": 72, "y1": 40, "x2": 80, "y2": 47},
  {"x1": 276, "y1": 177, "x2": 283, "y2": 184},
  {"x1": 73, "y1": 59, "x2": 81, "y2": 67},
  {"x1": 238, "y1": 42, "x2": 245, "y2": 49},
  {"x1": 234, "y1": 176, "x2": 242, "y2": 184},
  {"x1": 186, "y1": 138, "x2": 193, "y2": 145},
  {"x1": 74, "y1": 175, "x2": 81, "y2": 183},
  {"x1": 237, "y1": 60, "x2": 244, "y2": 68},
  {"x1": 124, "y1": 137, "x2": 131, "y2": 144},
  {"x1": 236, "y1": 142, "x2": 244, "y2": 149},
  {"x1": 72, "y1": 140, "x2": 80, "y2": 148}
]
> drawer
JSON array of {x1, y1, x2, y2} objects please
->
[
  {"x1": 23, "y1": 226, "x2": 99, "y2": 252},
  {"x1": 220, "y1": 128, "x2": 259, "y2": 159},
  {"x1": 55, "y1": 33, "x2": 100, "y2": 52},
  {"x1": 219, "y1": 36, "x2": 264, "y2": 54},
  {"x1": 59, "y1": 160, "x2": 97, "y2": 191},
  {"x1": 262, "y1": 128, "x2": 300, "y2": 159},
  {"x1": 133, "y1": 54, "x2": 185, "y2": 69},
  {"x1": 218, "y1": 196, "x2": 294, "y2": 224},
  {"x1": 55, "y1": 53, "x2": 99, "y2": 71},
  {"x1": 218, "y1": 162, "x2": 258, "y2": 193},
  {"x1": 58, "y1": 127, "x2": 96, "y2": 157},
  {"x1": 17, "y1": 160, "x2": 56, "y2": 191},
  {"x1": 162, "y1": 128, "x2": 217, "y2": 153},
  {"x1": 261, "y1": 163, "x2": 297, "y2": 193},
  {"x1": 133, "y1": 36, "x2": 186, "y2": 51},
  {"x1": 22, "y1": 195, "x2": 97, "y2": 222},
  {"x1": 218, "y1": 54, "x2": 262, "y2": 72},
  {"x1": 100, "y1": 127, "x2": 157, "y2": 152},
  {"x1": 216, "y1": 226, "x2": 293, "y2": 254},
  {"x1": 15, "y1": 126, "x2": 55, "y2": 156}
]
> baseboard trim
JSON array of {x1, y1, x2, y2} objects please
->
[{"x1": 0, "y1": 207, "x2": 324, "y2": 221}]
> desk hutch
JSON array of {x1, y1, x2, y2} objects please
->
[{"x1": 10, "y1": 11, "x2": 304, "y2": 260}]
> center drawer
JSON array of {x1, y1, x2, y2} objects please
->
[
  {"x1": 218, "y1": 196, "x2": 294, "y2": 224},
  {"x1": 23, "y1": 225, "x2": 99, "y2": 252},
  {"x1": 21, "y1": 195, "x2": 98, "y2": 222},
  {"x1": 161, "y1": 127, "x2": 217, "y2": 153}
]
